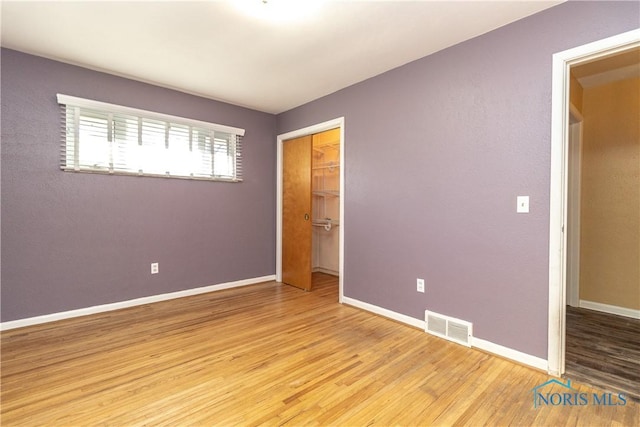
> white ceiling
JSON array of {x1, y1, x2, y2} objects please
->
[
  {"x1": 1, "y1": 0, "x2": 563, "y2": 114},
  {"x1": 572, "y1": 47, "x2": 640, "y2": 88}
]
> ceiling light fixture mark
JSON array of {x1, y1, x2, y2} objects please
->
[{"x1": 234, "y1": 0, "x2": 324, "y2": 23}]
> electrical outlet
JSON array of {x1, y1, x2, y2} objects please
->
[
  {"x1": 417, "y1": 278, "x2": 425, "y2": 293},
  {"x1": 151, "y1": 262, "x2": 159, "y2": 274}
]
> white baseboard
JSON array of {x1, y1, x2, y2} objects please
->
[
  {"x1": 342, "y1": 296, "x2": 425, "y2": 329},
  {"x1": 312, "y1": 267, "x2": 339, "y2": 276},
  {"x1": 471, "y1": 337, "x2": 548, "y2": 371},
  {"x1": 341, "y1": 296, "x2": 548, "y2": 372},
  {"x1": 0, "y1": 275, "x2": 276, "y2": 331},
  {"x1": 579, "y1": 300, "x2": 640, "y2": 319}
]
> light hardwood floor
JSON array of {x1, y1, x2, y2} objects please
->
[{"x1": 1, "y1": 274, "x2": 638, "y2": 426}]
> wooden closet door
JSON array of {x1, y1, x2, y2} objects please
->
[{"x1": 282, "y1": 135, "x2": 312, "y2": 291}]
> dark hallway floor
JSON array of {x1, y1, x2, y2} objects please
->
[{"x1": 565, "y1": 306, "x2": 640, "y2": 401}]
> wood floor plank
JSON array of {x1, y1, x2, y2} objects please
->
[
  {"x1": 2, "y1": 273, "x2": 638, "y2": 426},
  {"x1": 566, "y1": 305, "x2": 640, "y2": 401}
]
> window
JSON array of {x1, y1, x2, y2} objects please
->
[{"x1": 58, "y1": 94, "x2": 244, "y2": 182}]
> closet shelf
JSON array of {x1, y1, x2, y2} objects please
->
[
  {"x1": 312, "y1": 162, "x2": 340, "y2": 171},
  {"x1": 312, "y1": 218, "x2": 339, "y2": 231},
  {"x1": 313, "y1": 190, "x2": 340, "y2": 197},
  {"x1": 312, "y1": 218, "x2": 339, "y2": 225}
]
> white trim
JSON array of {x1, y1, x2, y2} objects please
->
[
  {"x1": 276, "y1": 118, "x2": 345, "y2": 302},
  {"x1": 579, "y1": 300, "x2": 640, "y2": 320},
  {"x1": 566, "y1": 109, "x2": 583, "y2": 308},
  {"x1": 56, "y1": 94, "x2": 245, "y2": 136},
  {"x1": 471, "y1": 337, "x2": 549, "y2": 372},
  {"x1": 343, "y1": 296, "x2": 547, "y2": 371},
  {"x1": 548, "y1": 29, "x2": 640, "y2": 377},
  {"x1": 0, "y1": 275, "x2": 275, "y2": 331},
  {"x1": 342, "y1": 296, "x2": 425, "y2": 329}
]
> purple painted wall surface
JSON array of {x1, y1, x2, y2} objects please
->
[
  {"x1": 277, "y1": 1, "x2": 639, "y2": 358},
  {"x1": 1, "y1": 49, "x2": 277, "y2": 322}
]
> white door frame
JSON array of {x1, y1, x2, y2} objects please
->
[
  {"x1": 547, "y1": 29, "x2": 640, "y2": 376},
  {"x1": 276, "y1": 117, "x2": 345, "y2": 302},
  {"x1": 566, "y1": 104, "x2": 583, "y2": 308}
]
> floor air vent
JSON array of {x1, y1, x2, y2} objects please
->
[{"x1": 425, "y1": 310, "x2": 473, "y2": 347}]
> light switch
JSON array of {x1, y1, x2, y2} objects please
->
[{"x1": 517, "y1": 196, "x2": 529, "y2": 213}]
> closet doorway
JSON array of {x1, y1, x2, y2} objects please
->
[{"x1": 276, "y1": 118, "x2": 345, "y2": 300}]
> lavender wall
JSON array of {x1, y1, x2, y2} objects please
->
[
  {"x1": 1, "y1": 49, "x2": 276, "y2": 322},
  {"x1": 277, "y1": 1, "x2": 639, "y2": 358}
]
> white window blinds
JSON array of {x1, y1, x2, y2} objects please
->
[{"x1": 58, "y1": 94, "x2": 244, "y2": 182}]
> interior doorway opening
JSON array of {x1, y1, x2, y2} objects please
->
[
  {"x1": 276, "y1": 118, "x2": 345, "y2": 302},
  {"x1": 563, "y1": 48, "x2": 640, "y2": 400},
  {"x1": 548, "y1": 29, "x2": 640, "y2": 378}
]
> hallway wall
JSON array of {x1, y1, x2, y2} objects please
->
[{"x1": 580, "y1": 77, "x2": 640, "y2": 310}]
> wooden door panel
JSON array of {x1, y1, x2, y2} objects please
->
[{"x1": 282, "y1": 135, "x2": 312, "y2": 291}]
